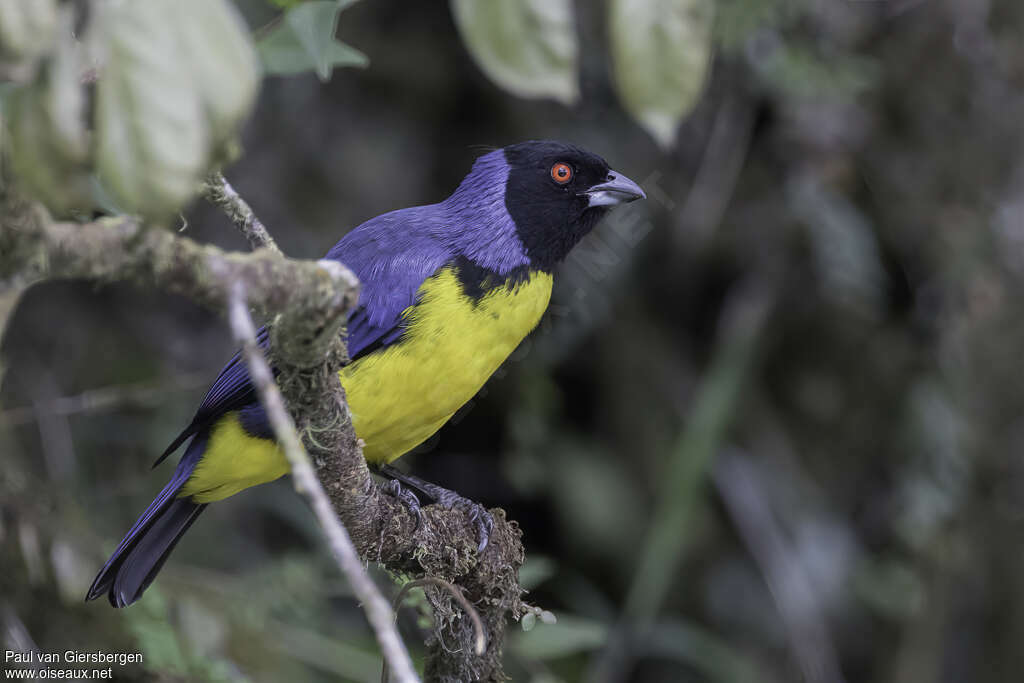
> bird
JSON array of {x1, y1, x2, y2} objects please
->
[{"x1": 86, "y1": 140, "x2": 645, "y2": 608}]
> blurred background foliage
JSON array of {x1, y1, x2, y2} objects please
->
[{"x1": 2, "y1": 0, "x2": 1024, "y2": 681}]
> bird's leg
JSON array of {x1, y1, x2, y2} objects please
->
[{"x1": 374, "y1": 463, "x2": 495, "y2": 552}]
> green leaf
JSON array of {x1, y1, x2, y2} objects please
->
[
  {"x1": 94, "y1": 0, "x2": 209, "y2": 216},
  {"x1": 0, "y1": 0, "x2": 58, "y2": 62},
  {"x1": 753, "y1": 40, "x2": 879, "y2": 100},
  {"x1": 257, "y1": 1, "x2": 368, "y2": 82},
  {"x1": 519, "y1": 555, "x2": 557, "y2": 590},
  {"x1": 511, "y1": 615, "x2": 608, "y2": 660},
  {"x1": 624, "y1": 289, "x2": 769, "y2": 621},
  {"x1": 450, "y1": 0, "x2": 578, "y2": 105},
  {"x1": 640, "y1": 618, "x2": 764, "y2": 682},
  {"x1": 175, "y1": 0, "x2": 261, "y2": 147},
  {"x1": 609, "y1": 0, "x2": 715, "y2": 149},
  {"x1": 7, "y1": 10, "x2": 91, "y2": 215},
  {"x1": 92, "y1": 0, "x2": 259, "y2": 216}
]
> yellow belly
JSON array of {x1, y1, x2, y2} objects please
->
[
  {"x1": 180, "y1": 415, "x2": 289, "y2": 502},
  {"x1": 180, "y1": 265, "x2": 552, "y2": 501},
  {"x1": 343, "y1": 266, "x2": 552, "y2": 464}
]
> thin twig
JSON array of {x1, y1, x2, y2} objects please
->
[
  {"x1": 227, "y1": 282, "x2": 419, "y2": 683},
  {"x1": 383, "y1": 577, "x2": 487, "y2": 683},
  {"x1": 202, "y1": 172, "x2": 281, "y2": 253}
]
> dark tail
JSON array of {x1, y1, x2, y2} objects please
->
[{"x1": 87, "y1": 435, "x2": 207, "y2": 608}]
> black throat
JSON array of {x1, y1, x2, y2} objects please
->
[{"x1": 451, "y1": 254, "x2": 534, "y2": 302}]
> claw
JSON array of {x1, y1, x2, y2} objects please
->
[
  {"x1": 435, "y1": 489, "x2": 494, "y2": 552},
  {"x1": 374, "y1": 464, "x2": 494, "y2": 553},
  {"x1": 382, "y1": 479, "x2": 422, "y2": 530}
]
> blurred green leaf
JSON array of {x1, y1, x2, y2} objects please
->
[
  {"x1": 511, "y1": 615, "x2": 608, "y2": 660},
  {"x1": 94, "y1": 0, "x2": 209, "y2": 216},
  {"x1": 788, "y1": 174, "x2": 885, "y2": 319},
  {"x1": 609, "y1": 0, "x2": 714, "y2": 149},
  {"x1": 125, "y1": 589, "x2": 246, "y2": 681},
  {"x1": 625, "y1": 287, "x2": 771, "y2": 620},
  {"x1": 93, "y1": 0, "x2": 260, "y2": 217},
  {"x1": 853, "y1": 557, "x2": 925, "y2": 622},
  {"x1": 124, "y1": 590, "x2": 192, "y2": 677},
  {"x1": 87, "y1": 174, "x2": 126, "y2": 216},
  {"x1": 176, "y1": 0, "x2": 261, "y2": 146},
  {"x1": 49, "y1": 536, "x2": 93, "y2": 604},
  {"x1": 520, "y1": 555, "x2": 557, "y2": 590},
  {"x1": 7, "y1": 10, "x2": 91, "y2": 215},
  {"x1": 0, "y1": 0, "x2": 57, "y2": 62},
  {"x1": 450, "y1": 0, "x2": 578, "y2": 105},
  {"x1": 754, "y1": 39, "x2": 878, "y2": 99},
  {"x1": 714, "y1": 0, "x2": 802, "y2": 52},
  {"x1": 257, "y1": 1, "x2": 368, "y2": 82},
  {"x1": 260, "y1": 617, "x2": 383, "y2": 681},
  {"x1": 551, "y1": 443, "x2": 648, "y2": 573},
  {"x1": 639, "y1": 618, "x2": 764, "y2": 682}
]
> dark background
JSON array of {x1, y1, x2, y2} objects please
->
[{"x1": 5, "y1": 0, "x2": 1024, "y2": 681}]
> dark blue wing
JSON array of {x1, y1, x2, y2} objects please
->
[
  {"x1": 152, "y1": 328, "x2": 267, "y2": 466},
  {"x1": 324, "y1": 204, "x2": 454, "y2": 359},
  {"x1": 155, "y1": 204, "x2": 453, "y2": 466}
]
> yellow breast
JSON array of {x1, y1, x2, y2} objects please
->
[{"x1": 341, "y1": 266, "x2": 553, "y2": 464}]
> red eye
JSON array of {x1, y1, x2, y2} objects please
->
[{"x1": 551, "y1": 162, "x2": 573, "y2": 184}]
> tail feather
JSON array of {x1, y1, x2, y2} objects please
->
[
  {"x1": 109, "y1": 499, "x2": 206, "y2": 607},
  {"x1": 87, "y1": 434, "x2": 207, "y2": 607}
]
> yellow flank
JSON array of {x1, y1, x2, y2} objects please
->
[
  {"x1": 179, "y1": 265, "x2": 553, "y2": 501},
  {"x1": 178, "y1": 412, "x2": 288, "y2": 502}
]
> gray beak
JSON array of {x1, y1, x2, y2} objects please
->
[{"x1": 584, "y1": 170, "x2": 646, "y2": 207}]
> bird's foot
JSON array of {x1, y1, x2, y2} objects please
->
[
  {"x1": 374, "y1": 464, "x2": 494, "y2": 552},
  {"x1": 430, "y1": 487, "x2": 495, "y2": 553},
  {"x1": 380, "y1": 478, "x2": 422, "y2": 529}
]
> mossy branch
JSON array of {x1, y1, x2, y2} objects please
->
[
  {"x1": 0, "y1": 189, "x2": 527, "y2": 682},
  {"x1": 201, "y1": 172, "x2": 281, "y2": 254},
  {"x1": 228, "y1": 280, "x2": 418, "y2": 683},
  {"x1": 0, "y1": 212, "x2": 357, "y2": 339}
]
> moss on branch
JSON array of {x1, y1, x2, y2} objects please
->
[{"x1": 0, "y1": 195, "x2": 527, "y2": 682}]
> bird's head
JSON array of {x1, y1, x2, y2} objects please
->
[{"x1": 444, "y1": 140, "x2": 646, "y2": 273}]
